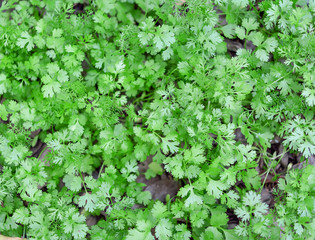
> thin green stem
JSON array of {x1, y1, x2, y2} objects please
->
[
  {"x1": 38, "y1": 146, "x2": 49, "y2": 160},
  {"x1": 133, "y1": 92, "x2": 154, "y2": 103},
  {"x1": 84, "y1": 56, "x2": 93, "y2": 69},
  {"x1": 259, "y1": 147, "x2": 287, "y2": 194},
  {"x1": 23, "y1": 224, "x2": 26, "y2": 239},
  {"x1": 79, "y1": 171, "x2": 88, "y2": 194},
  {"x1": 152, "y1": 131, "x2": 163, "y2": 139},
  {"x1": 264, "y1": 70, "x2": 294, "y2": 94},
  {"x1": 98, "y1": 161, "x2": 106, "y2": 179},
  {"x1": 249, "y1": 1, "x2": 260, "y2": 16}
]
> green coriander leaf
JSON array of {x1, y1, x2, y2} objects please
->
[
  {"x1": 138, "y1": 32, "x2": 153, "y2": 45},
  {"x1": 137, "y1": 191, "x2": 152, "y2": 205},
  {"x1": 154, "y1": 36, "x2": 164, "y2": 50},
  {"x1": 178, "y1": 185, "x2": 204, "y2": 208},
  {"x1": 152, "y1": 201, "x2": 167, "y2": 219},
  {"x1": 127, "y1": 228, "x2": 154, "y2": 240},
  {"x1": 0, "y1": 104, "x2": 8, "y2": 121},
  {"x1": 249, "y1": 32, "x2": 264, "y2": 46},
  {"x1": 207, "y1": 179, "x2": 227, "y2": 199},
  {"x1": 298, "y1": 142, "x2": 314, "y2": 158},
  {"x1": 235, "y1": 26, "x2": 246, "y2": 40},
  {"x1": 57, "y1": 70, "x2": 69, "y2": 82},
  {"x1": 220, "y1": 24, "x2": 236, "y2": 38},
  {"x1": 294, "y1": 223, "x2": 304, "y2": 235},
  {"x1": 232, "y1": 0, "x2": 249, "y2": 8},
  {"x1": 243, "y1": 191, "x2": 261, "y2": 207},
  {"x1": 161, "y1": 29, "x2": 175, "y2": 47},
  {"x1": 42, "y1": 81, "x2": 61, "y2": 98},
  {"x1": 174, "y1": 224, "x2": 191, "y2": 240},
  {"x1": 161, "y1": 134, "x2": 179, "y2": 154},
  {"x1": 202, "y1": 226, "x2": 224, "y2": 240},
  {"x1": 0, "y1": 74, "x2": 7, "y2": 94},
  {"x1": 223, "y1": 229, "x2": 239, "y2": 240},
  {"x1": 178, "y1": 62, "x2": 190, "y2": 75},
  {"x1": 52, "y1": 28, "x2": 63, "y2": 38},
  {"x1": 69, "y1": 121, "x2": 84, "y2": 136},
  {"x1": 162, "y1": 47, "x2": 173, "y2": 61},
  {"x1": 13, "y1": 207, "x2": 30, "y2": 225},
  {"x1": 63, "y1": 174, "x2": 82, "y2": 192},
  {"x1": 78, "y1": 193, "x2": 98, "y2": 212},
  {"x1": 17, "y1": 31, "x2": 34, "y2": 51},
  {"x1": 235, "y1": 206, "x2": 250, "y2": 222},
  {"x1": 127, "y1": 220, "x2": 154, "y2": 240},
  {"x1": 263, "y1": 37, "x2": 278, "y2": 52},
  {"x1": 47, "y1": 63, "x2": 60, "y2": 76},
  {"x1": 242, "y1": 18, "x2": 259, "y2": 32},
  {"x1": 73, "y1": 223, "x2": 89, "y2": 239},
  {"x1": 301, "y1": 88, "x2": 315, "y2": 106},
  {"x1": 156, "y1": 218, "x2": 173, "y2": 240},
  {"x1": 255, "y1": 49, "x2": 269, "y2": 62},
  {"x1": 210, "y1": 209, "x2": 229, "y2": 227}
]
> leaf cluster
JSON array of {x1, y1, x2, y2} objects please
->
[{"x1": 0, "y1": 0, "x2": 314, "y2": 239}]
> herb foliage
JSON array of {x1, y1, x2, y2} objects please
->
[{"x1": 0, "y1": 0, "x2": 314, "y2": 239}]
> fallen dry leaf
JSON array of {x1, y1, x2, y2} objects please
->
[
  {"x1": 176, "y1": 0, "x2": 186, "y2": 6},
  {"x1": 0, "y1": 236, "x2": 23, "y2": 240}
]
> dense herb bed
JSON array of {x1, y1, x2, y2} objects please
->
[{"x1": 0, "y1": 0, "x2": 314, "y2": 239}]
